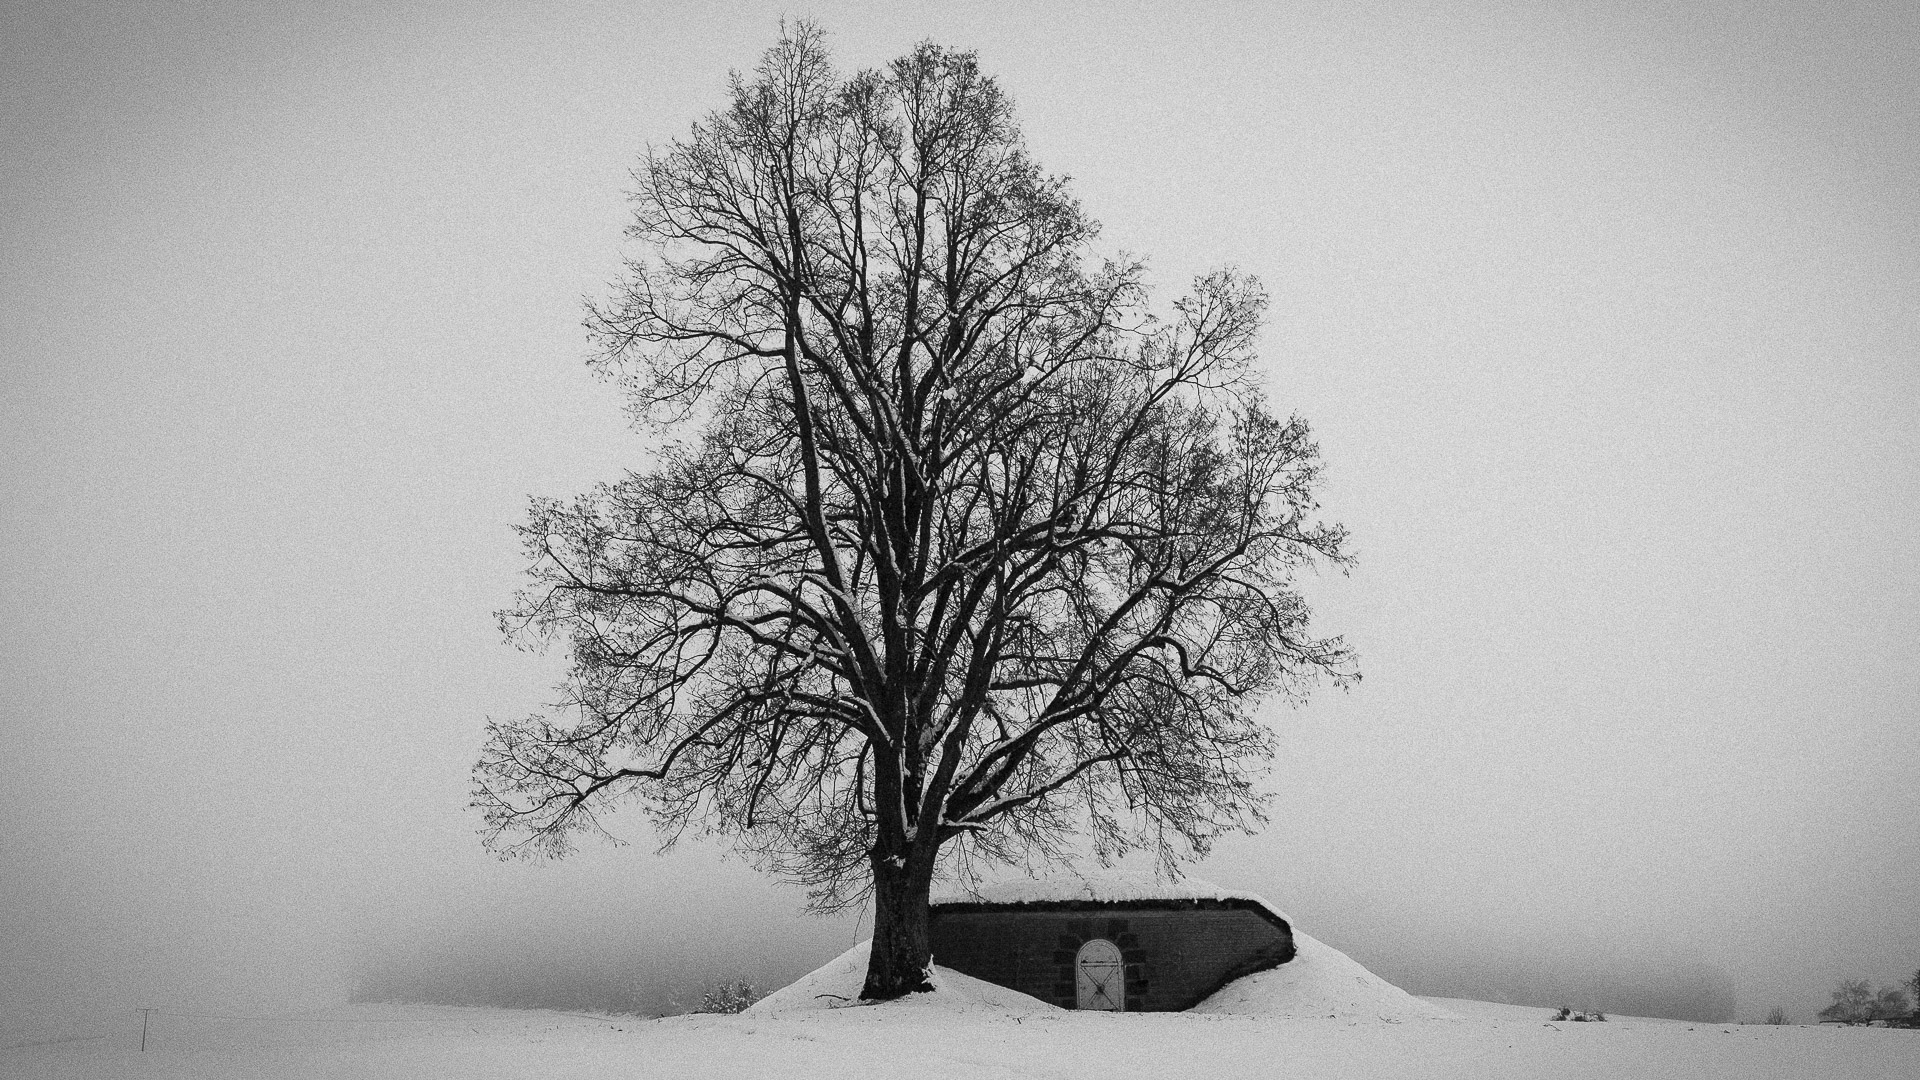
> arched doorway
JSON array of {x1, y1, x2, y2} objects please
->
[{"x1": 1075, "y1": 938, "x2": 1125, "y2": 1010}]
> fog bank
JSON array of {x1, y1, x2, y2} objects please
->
[{"x1": 6, "y1": 0, "x2": 1916, "y2": 1041}]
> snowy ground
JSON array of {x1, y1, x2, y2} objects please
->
[
  {"x1": 7, "y1": 999, "x2": 1916, "y2": 1080},
  {"x1": 11, "y1": 928, "x2": 1917, "y2": 1080},
  {"x1": 0, "y1": 916, "x2": 1900, "y2": 1080}
]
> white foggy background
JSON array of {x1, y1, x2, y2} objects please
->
[{"x1": 4, "y1": 0, "x2": 1916, "y2": 1038}]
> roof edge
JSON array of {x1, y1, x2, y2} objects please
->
[{"x1": 929, "y1": 895, "x2": 1293, "y2": 934}]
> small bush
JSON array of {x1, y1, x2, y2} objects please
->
[
  {"x1": 1765, "y1": 1006, "x2": 1789, "y2": 1026},
  {"x1": 1550, "y1": 1006, "x2": 1606, "y2": 1022},
  {"x1": 696, "y1": 978, "x2": 761, "y2": 1015}
]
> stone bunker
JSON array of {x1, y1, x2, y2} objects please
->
[{"x1": 928, "y1": 876, "x2": 1296, "y2": 1012}]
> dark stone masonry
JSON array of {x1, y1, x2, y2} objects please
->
[{"x1": 928, "y1": 896, "x2": 1295, "y2": 1012}]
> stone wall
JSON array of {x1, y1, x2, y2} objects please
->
[{"x1": 929, "y1": 901, "x2": 1293, "y2": 1011}]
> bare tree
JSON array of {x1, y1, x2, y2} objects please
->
[
  {"x1": 1820, "y1": 980, "x2": 1875, "y2": 1025},
  {"x1": 1818, "y1": 979, "x2": 1910, "y2": 1025},
  {"x1": 474, "y1": 24, "x2": 1354, "y2": 1000}
]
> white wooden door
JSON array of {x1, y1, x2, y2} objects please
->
[{"x1": 1075, "y1": 938, "x2": 1125, "y2": 1010}]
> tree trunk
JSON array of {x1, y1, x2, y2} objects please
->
[{"x1": 861, "y1": 853, "x2": 936, "y2": 1000}]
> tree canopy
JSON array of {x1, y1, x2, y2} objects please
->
[
  {"x1": 1818, "y1": 979, "x2": 1912, "y2": 1025},
  {"x1": 473, "y1": 23, "x2": 1353, "y2": 998}
]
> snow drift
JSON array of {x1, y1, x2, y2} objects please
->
[
  {"x1": 746, "y1": 940, "x2": 1059, "y2": 1016},
  {"x1": 1195, "y1": 930, "x2": 1458, "y2": 1021},
  {"x1": 754, "y1": 930, "x2": 1455, "y2": 1022}
]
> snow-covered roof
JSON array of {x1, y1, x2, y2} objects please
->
[{"x1": 931, "y1": 872, "x2": 1291, "y2": 923}]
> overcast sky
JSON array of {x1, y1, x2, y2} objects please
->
[{"x1": 4, "y1": 0, "x2": 1916, "y2": 1035}]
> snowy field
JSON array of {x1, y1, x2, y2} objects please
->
[
  {"x1": 9, "y1": 932, "x2": 1915, "y2": 1080},
  {"x1": 6, "y1": 999, "x2": 1915, "y2": 1080}
]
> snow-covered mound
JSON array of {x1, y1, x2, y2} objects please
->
[
  {"x1": 1193, "y1": 930, "x2": 1459, "y2": 1021},
  {"x1": 933, "y1": 871, "x2": 1288, "y2": 919},
  {"x1": 759, "y1": 881, "x2": 1446, "y2": 1023},
  {"x1": 747, "y1": 939, "x2": 1060, "y2": 1017}
]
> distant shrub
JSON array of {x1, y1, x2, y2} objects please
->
[
  {"x1": 1550, "y1": 1006, "x2": 1606, "y2": 1022},
  {"x1": 1818, "y1": 980, "x2": 1909, "y2": 1025},
  {"x1": 1765, "y1": 1006, "x2": 1789, "y2": 1026},
  {"x1": 696, "y1": 978, "x2": 761, "y2": 1015}
]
